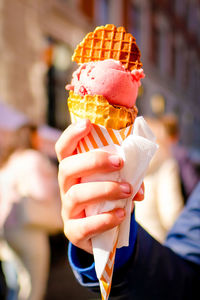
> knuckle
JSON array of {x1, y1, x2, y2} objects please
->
[
  {"x1": 58, "y1": 159, "x2": 70, "y2": 179},
  {"x1": 103, "y1": 182, "x2": 117, "y2": 198},
  {"x1": 74, "y1": 231, "x2": 84, "y2": 245},
  {"x1": 78, "y1": 222, "x2": 92, "y2": 239},
  {"x1": 58, "y1": 159, "x2": 65, "y2": 174},
  {"x1": 54, "y1": 140, "x2": 60, "y2": 157},
  {"x1": 62, "y1": 220, "x2": 83, "y2": 248},
  {"x1": 61, "y1": 207, "x2": 66, "y2": 220},
  {"x1": 103, "y1": 213, "x2": 115, "y2": 227},
  {"x1": 66, "y1": 185, "x2": 78, "y2": 208},
  {"x1": 64, "y1": 200, "x2": 74, "y2": 218},
  {"x1": 61, "y1": 192, "x2": 74, "y2": 219},
  {"x1": 66, "y1": 227, "x2": 83, "y2": 247},
  {"x1": 63, "y1": 222, "x2": 72, "y2": 241},
  {"x1": 90, "y1": 150, "x2": 108, "y2": 169}
]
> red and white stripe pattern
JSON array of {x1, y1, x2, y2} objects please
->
[
  {"x1": 99, "y1": 230, "x2": 119, "y2": 300},
  {"x1": 70, "y1": 113, "x2": 133, "y2": 300},
  {"x1": 71, "y1": 113, "x2": 133, "y2": 151}
]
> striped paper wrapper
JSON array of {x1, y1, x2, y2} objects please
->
[
  {"x1": 70, "y1": 112, "x2": 134, "y2": 300},
  {"x1": 71, "y1": 114, "x2": 134, "y2": 152},
  {"x1": 70, "y1": 113, "x2": 158, "y2": 300}
]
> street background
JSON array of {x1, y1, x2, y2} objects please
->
[{"x1": 0, "y1": 0, "x2": 199, "y2": 299}]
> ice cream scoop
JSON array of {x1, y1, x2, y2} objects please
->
[{"x1": 66, "y1": 59, "x2": 144, "y2": 108}]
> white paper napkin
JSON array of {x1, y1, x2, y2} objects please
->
[{"x1": 81, "y1": 117, "x2": 158, "y2": 279}]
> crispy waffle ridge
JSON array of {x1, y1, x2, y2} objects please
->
[
  {"x1": 68, "y1": 91, "x2": 138, "y2": 130},
  {"x1": 72, "y1": 24, "x2": 142, "y2": 71}
]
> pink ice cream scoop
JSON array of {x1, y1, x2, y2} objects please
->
[{"x1": 66, "y1": 59, "x2": 145, "y2": 108}]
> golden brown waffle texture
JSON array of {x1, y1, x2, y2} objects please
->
[
  {"x1": 68, "y1": 91, "x2": 138, "y2": 130},
  {"x1": 72, "y1": 24, "x2": 142, "y2": 71}
]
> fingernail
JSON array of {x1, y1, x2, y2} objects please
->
[
  {"x1": 108, "y1": 155, "x2": 121, "y2": 168},
  {"x1": 115, "y1": 208, "x2": 125, "y2": 219},
  {"x1": 120, "y1": 183, "x2": 131, "y2": 195}
]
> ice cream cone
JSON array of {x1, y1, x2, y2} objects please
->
[
  {"x1": 68, "y1": 90, "x2": 138, "y2": 130},
  {"x1": 67, "y1": 24, "x2": 145, "y2": 300}
]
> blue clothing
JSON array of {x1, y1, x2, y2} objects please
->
[
  {"x1": 165, "y1": 181, "x2": 200, "y2": 265},
  {"x1": 68, "y1": 182, "x2": 200, "y2": 299},
  {"x1": 172, "y1": 145, "x2": 200, "y2": 201},
  {"x1": 68, "y1": 211, "x2": 138, "y2": 287}
]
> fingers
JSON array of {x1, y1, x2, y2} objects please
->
[
  {"x1": 56, "y1": 119, "x2": 146, "y2": 254},
  {"x1": 131, "y1": 182, "x2": 145, "y2": 212},
  {"x1": 133, "y1": 182, "x2": 145, "y2": 202},
  {"x1": 64, "y1": 208, "x2": 126, "y2": 254},
  {"x1": 58, "y1": 150, "x2": 123, "y2": 194},
  {"x1": 62, "y1": 181, "x2": 132, "y2": 219},
  {"x1": 55, "y1": 119, "x2": 92, "y2": 161}
]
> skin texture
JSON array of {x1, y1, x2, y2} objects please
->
[{"x1": 55, "y1": 119, "x2": 144, "y2": 254}]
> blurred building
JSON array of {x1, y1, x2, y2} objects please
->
[
  {"x1": 0, "y1": 0, "x2": 200, "y2": 148},
  {"x1": 129, "y1": 0, "x2": 200, "y2": 149},
  {"x1": 0, "y1": 0, "x2": 93, "y2": 129},
  {"x1": 91, "y1": 0, "x2": 200, "y2": 148}
]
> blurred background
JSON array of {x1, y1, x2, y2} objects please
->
[
  {"x1": 0, "y1": 0, "x2": 200, "y2": 148},
  {"x1": 0, "y1": 0, "x2": 199, "y2": 300}
]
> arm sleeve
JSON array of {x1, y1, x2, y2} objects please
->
[
  {"x1": 68, "y1": 211, "x2": 138, "y2": 288},
  {"x1": 109, "y1": 225, "x2": 200, "y2": 300},
  {"x1": 165, "y1": 181, "x2": 200, "y2": 265}
]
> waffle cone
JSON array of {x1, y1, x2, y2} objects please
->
[
  {"x1": 72, "y1": 24, "x2": 142, "y2": 71},
  {"x1": 68, "y1": 91, "x2": 138, "y2": 130}
]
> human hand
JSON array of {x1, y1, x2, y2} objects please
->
[{"x1": 55, "y1": 119, "x2": 144, "y2": 254}]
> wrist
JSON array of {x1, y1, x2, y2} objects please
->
[{"x1": 68, "y1": 242, "x2": 98, "y2": 284}]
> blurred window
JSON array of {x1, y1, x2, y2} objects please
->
[
  {"x1": 94, "y1": 0, "x2": 108, "y2": 24},
  {"x1": 174, "y1": 36, "x2": 186, "y2": 89},
  {"x1": 174, "y1": 0, "x2": 188, "y2": 17},
  {"x1": 130, "y1": 2, "x2": 142, "y2": 49},
  {"x1": 43, "y1": 38, "x2": 73, "y2": 130},
  {"x1": 187, "y1": 0, "x2": 198, "y2": 34},
  {"x1": 151, "y1": 12, "x2": 173, "y2": 76},
  {"x1": 197, "y1": 7, "x2": 200, "y2": 44},
  {"x1": 188, "y1": 51, "x2": 198, "y2": 100}
]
